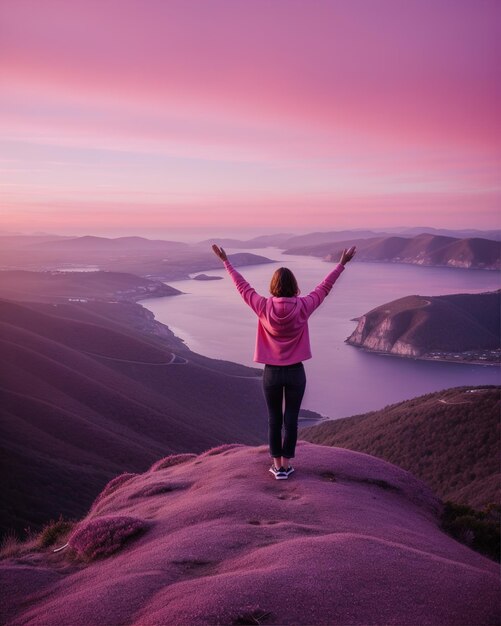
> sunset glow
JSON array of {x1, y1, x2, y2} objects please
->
[{"x1": 1, "y1": 0, "x2": 500, "y2": 235}]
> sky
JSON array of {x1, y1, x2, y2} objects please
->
[{"x1": 1, "y1": 0, "x2": 500, "y2": 237}]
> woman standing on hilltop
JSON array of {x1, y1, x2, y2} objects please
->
[{"x1": 212, "y1": 243, "x2": 356, "y2": 480}]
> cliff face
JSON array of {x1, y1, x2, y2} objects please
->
[
  {"x1": 1, "y1": 442, "x2": 499, "y2": 626},
  {"x1": 346, "y1": 291, "x2": 500, "y2": 361},
  {"x1": 347, "y1": 312, "x2": 423, "y2": 356}
]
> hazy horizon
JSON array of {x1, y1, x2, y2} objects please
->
[{"x1": 2, "y1": 223, "x2": 500, "y2": 244}]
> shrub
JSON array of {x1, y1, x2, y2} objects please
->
[
  {"x1": 68, "y1": 515, "x2": 147, "y2": 561},
  {"x1": 90, "y1": 473, "x2": 138, "y2": 509},
  {"x1": 200, "y1": 443, "x2": 245, "y2": 457},
  {"x1": 0, "y1": 530, "x2": 21, "y2": 559},
  {"x1": 129, "y1": 481, "x2": 190, "y2": 498},
  {"x1": 149, "y1": 453, "x2": 197, "y2": 472},
  {"x1": 37, "y1": 515, "x2": 75, "y2": 548},
  {"x1": 441, "y1": 500, "x2": 500, "y2": 562}
]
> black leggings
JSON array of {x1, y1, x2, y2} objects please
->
[{"x1": 262, "y1": 362, "x2": 306, "y2": 459}]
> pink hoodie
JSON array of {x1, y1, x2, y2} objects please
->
[{"x1": 223, "y1": 259, "x2": 345, "y2": 365}]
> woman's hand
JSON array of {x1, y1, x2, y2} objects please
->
[
  {"x1": 339, "y1": 245, "x2": 356, "y2": 265},
  {"x1": 212, "y1": 244, "x2": 228, "y2": 262}
]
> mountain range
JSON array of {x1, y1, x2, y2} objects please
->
[
  {"x1": 2, "y1": 232, "x2": 499, "y2": 274},
  {"x1": 0, "y1": 236, "x2": 275, "y2": 280},
  {"x1": 200, "y1": 227, "x2": 501, "y2": 248},
  {"x1": 284, "y1": 233, "x2": 501, "y2": 270}
]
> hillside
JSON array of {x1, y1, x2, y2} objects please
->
[
  {"x1": 1, "y1": 443, "x2": 498, "y2": 626},
  {"x1": 0, "y1": 298, "x2": 267, "y2": 537},
  {"x1": 281, "y1": 229, "x2": 389, "y2": 248},
  {"x1": 300, "y1": 386, "x2": 500, "y2": 509},
  {"x1": 199, "y1": 233, "x2": 294, "y2": 248},
  {"x1": 201, "y1": 228, "x2": 501, "y2": 249},
  {"x1": 28, "y1": 235, "x2": 188, "y2": 251},
  {"x1": 398, "y1": 227, "x2": 501, "y2": 241},
  {"x1": 0, "y1": 270, "x2": 181, "y2": 303},
  {"x1": 346, "y1": 290, "x2": 500, "y2": 364},
  {"x1": 199, "y1": 230, "x2": 389, "y2": 248},
  {"x1": 0, "y1": 234, "x2": 73, "y2": 248},
  {"x1": 284, "y1": 233, "x2": 501, "y2": 270}
]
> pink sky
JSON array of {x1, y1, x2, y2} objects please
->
[{"x1": 1, "y1": 0, "x2": 500, "y2": 235}]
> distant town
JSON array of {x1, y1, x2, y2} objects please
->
[{"x1": 426, "y1": 349, "x2": 501, "y2": 365}]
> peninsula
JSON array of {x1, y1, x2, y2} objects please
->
[{"x1": 346, "y1": 290, "x2": 500, "y2": 365}]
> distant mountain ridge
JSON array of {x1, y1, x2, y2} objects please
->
[
  {"x1": 200, "y1": 227, "x2": 501, "y2": 249},
  {"x1": 0, "y1": 235, "x2": 275, "y2": 280},
  {"x1": 200, "y1": 230, "x2": 388, "y2": 248},
  {"x1": 280, "y1": 229, "x2": 391, "y2": 248},
  {"x1": 388, "y1": 226, "x2": 501, "y2": 240},
  {"x1": 284, "y1": 233, "x2": 501, "y2": 270},
  {"x1": 200, "y1": 233, "x2": 294, "y2": 248},
  {"x1": 300, "y1": 386, "x2": 500, "y2": 509},
  {"x1": 30, "y1": 235, "x2": 188, "y2": 251},
  {"x1": 2, "y1": 231, "x2": 499, "y2": 274},
  {"x1": 346, "y1": 289, "x2": 500, "y2": 364}
]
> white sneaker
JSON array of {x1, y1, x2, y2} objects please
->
[{"x1": 269, "y1": 465, "x2": 288, "y2": 480}]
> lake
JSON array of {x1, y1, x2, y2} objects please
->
[{"x1": 140, "y1": 248, "x2": 500, "y2": 419}]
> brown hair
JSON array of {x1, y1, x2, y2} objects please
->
[{"x1": 269, "y1": 267, "x2": 300, "y2": 297}]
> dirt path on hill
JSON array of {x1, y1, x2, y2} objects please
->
[{"x1": 82, "y1": 351, "x2": 188, "y2": 365}]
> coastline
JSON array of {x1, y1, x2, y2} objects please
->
[
  {"x1": 345, "y1": 343, "x2": 501, "y2": 368},
  {"x1": 137, "y1": 254, "x2": 501, "y2": 417}
]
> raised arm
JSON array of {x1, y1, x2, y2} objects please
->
[
  {"x1": 212, "y1": 244, "x2": 266, "y2": 315},
  {"x1": 301, "y1": 245, "x2": 356, "y2": 316}
]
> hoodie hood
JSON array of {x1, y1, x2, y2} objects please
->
[{"x1": 266, "y1": 297, "x2": 304, "y2": 332}]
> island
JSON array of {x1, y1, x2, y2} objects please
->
[{"x1": 192, "y1": 273, "x2": 223, "y2": 281}]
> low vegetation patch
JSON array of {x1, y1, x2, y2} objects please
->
[
  {"x1": 149, "y1": 453, "x2": 197, "y2": 471},
  {"x1": 37, "y1": 515, "x2": 75, "y2": 548},
  {"x1": 129, "y1": 481, "x2": 190, "y2": 498},
  {"x1": 0, "y1": 516, "x2": 75, "y2": 559},
  {"x1": 90, "y1": 473, "x2": 138, "y2": 509},
  {"x1": 0, "y1": 530, "x2": 26, "y2": 559},
  {"x1": 68, "y1": 515, "x2": 147, "y2": 561},
  {"x1": 441, "y1": 500, "x2": 500, "y2": 562},
  {"x1": 200, "y1": 443, "x2": 246, "y2": 457}
]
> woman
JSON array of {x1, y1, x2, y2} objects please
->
[{"x1": 212, "y1": 243, "x2": 356, "y2": 480}]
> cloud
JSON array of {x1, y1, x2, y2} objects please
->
[{"x1": 1, "y1": 0, "x2": 500, "y2": 230}]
